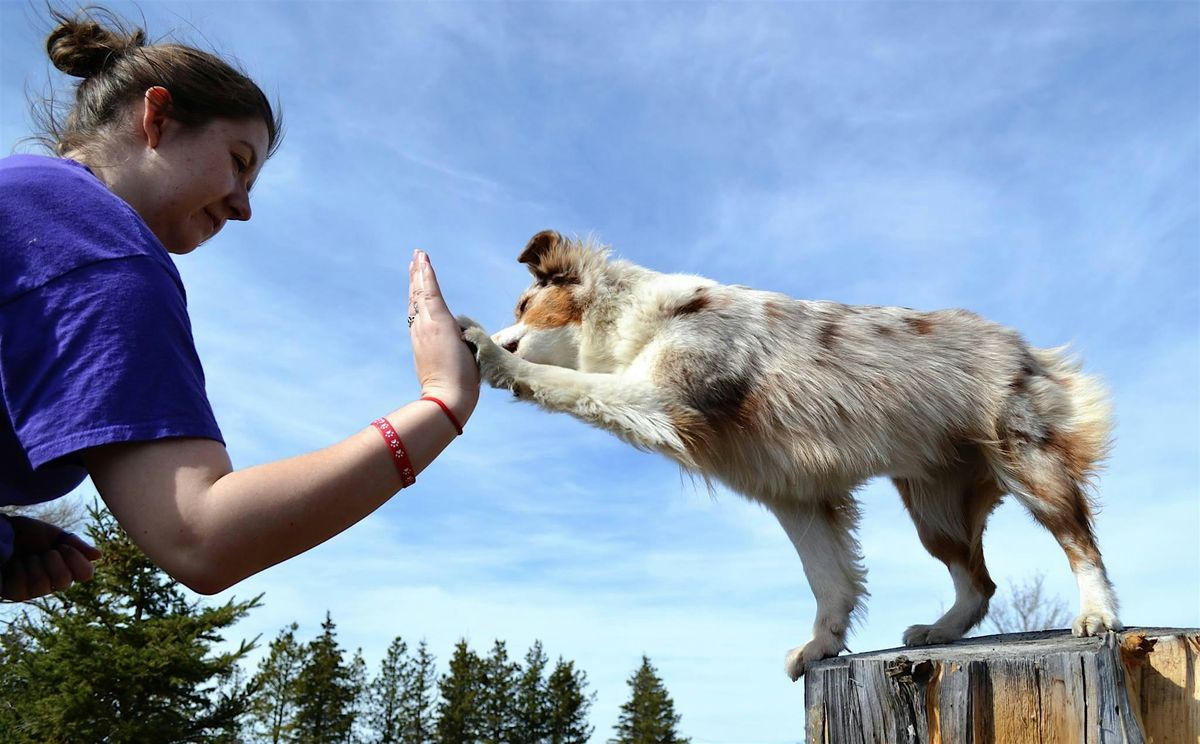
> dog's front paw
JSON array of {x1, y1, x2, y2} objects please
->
[
  {"x1": 460, "y1": 323, "x2": 522, "y2": 393},
  {"x1": 456, "y1": 315, "x2": 485, "y2": 333},
  {"x1": 784, "y1": 636, "x2": 844, "y2": 681},
  {"x1": 1071, "y1": 609, "x2": 1123, "y2": 637}
]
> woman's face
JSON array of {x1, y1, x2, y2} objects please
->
[{"x1": 139, "y1": 116, "x2": 269, "y2": 254}]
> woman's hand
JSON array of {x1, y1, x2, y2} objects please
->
[
  {"x1": 1, "y1": 515, "x2": 102, "y2": 602},
  {"x1": 408, "y1": 250, "x2": 481, "y2": 423}
]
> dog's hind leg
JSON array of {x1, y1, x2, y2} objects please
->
[
  {"x1": 986, "y1": 436, "x2": 1121, "y2": 637},
  {"x1": 894, "y1": 466, "x2": 1002, "y2": 646},
  {"x1": 764, "y1": 494, "x2": 867, "y2": 681}
]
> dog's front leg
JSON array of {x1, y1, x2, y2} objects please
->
[
  {"x1": 764, "y1": 497, "x2": 867, "y2": 681},
  {"x1": 461, "y1": 322, "x2": 694, "y2": 464}
]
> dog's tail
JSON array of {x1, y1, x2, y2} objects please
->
[{"x1": 1028, "y1": 345, "x2": 1114, "y2": 484}]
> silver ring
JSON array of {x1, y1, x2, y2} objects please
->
[{"x1": 407, "y1": 314, "x2": 417, "y2": 327}]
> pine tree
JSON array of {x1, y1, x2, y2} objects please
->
[
  {"x1": 610, "y1": 656, "x2": 689, "y2": 744},
  {"x1": 367, "y1": 636, "x2": 410, "y2": 743},
  {"x1": 0, "y1": 505, "x2": 259, "y2": 742},
  {"x1": 514, "y1": 641, "x2": 551, "y2": 744},
  {"x1": 292, "y1": 612, "x2": 362, "y2": 743},
  {"x1": 479, "y1": 640, "x2": 519, "y2": 744},
  {"x1": 400, "y1": 640, "x2": 438, "y2": 744},
  {"x1": 249, "y1": 622, "x2": 306, "y2": 743},
  {"x1": 545, "y1": 657, "x2": 593, "y2": 744},
  {"x1": 436, "y1": 639, "x2": 484, "y2": 744}
]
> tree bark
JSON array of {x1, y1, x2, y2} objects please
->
[{"x1": 804, "y1": 628, "x2": 1200, "y2": 744}]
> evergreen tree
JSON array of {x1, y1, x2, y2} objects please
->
[
  {"x1": 545, "y1": 658, "x2": 593, "y2": 744},
  {"x1": 479, "y1": 640, "x2": 519, "y2": 744},
  {"x1": 514, "y1": 641, "x2": 550, "y2": 744},
  {"x1": 350, "y1": 649, "x2": 370, "y2": 744},
  {"x1": 436, "y1": 639, "x2": 484, "y2": 744},
  {"x1": 367, "y1": 636, "x2": 410, "y2": 743},
  {"x1": 249, "y1": 622, "x2": 306, "y2": 743},
  {"x1": 292, "y1": 612, "x2": 362, "y2": 743},
  {"x1": 399, "y1": 640, "x2": 438, "y2": 744},
  {"x1": 610, "y1": 656, "x2": 688, "y2": 744},
  {"x1": 0, "y1": 505, "x2": 258, "y2": 742}
]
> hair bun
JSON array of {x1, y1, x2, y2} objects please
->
[{"x1": 46, "y1": 11, "x2": 146, "y2": 79}]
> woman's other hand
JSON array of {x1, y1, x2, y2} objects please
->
[
  {"x1": 1, "y1": 515, "x2": 102, "y2": 601},
  {"x1": 408, "y1": 250, "x2": 481, "y2": 424}
]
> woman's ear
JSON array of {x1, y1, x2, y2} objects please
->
[{"x1": 140, "y1": 86, "x2": 173, "y2": 148}]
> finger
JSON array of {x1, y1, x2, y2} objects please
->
[
  {"x1": 417, "y1": 253, "x2": 453, "y2": 321},
  {"x1": 23, "y1": 555, "x2": 51, "y2": 599},
  {"x1": 57, "y1": 544, "x2": 95, "y2": 583},
  {"x1": 408, "y1": 248, "x2": 421, "y2": 311},
  {"x1": 2, "y1": 562, "x2": 28, "y2": 602},
  {"x1": 41, "y1": 549, "x2": 72, "y2": 592},
  {"x1": 58, "y1": 532, "x2": 102, "y2": 561}
]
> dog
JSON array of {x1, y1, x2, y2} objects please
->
[{"x1": 459, "y1": 230, "x2": 1122, "y2": 680}]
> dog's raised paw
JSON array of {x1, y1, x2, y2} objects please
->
[
  {"x1": 456, "y1": 315, "x2": 484, "y2": 333},
  {"x1": 459, "y1": 325, "x2": 520, "y2": 392}
]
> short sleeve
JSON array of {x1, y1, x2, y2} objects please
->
[{"x1": 0, "y1": 256, "x2": 223, "y2": 470}]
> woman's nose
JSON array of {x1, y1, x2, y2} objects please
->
[{"x1": 227, "y1": 188, "x2": 252, "y2": 222}]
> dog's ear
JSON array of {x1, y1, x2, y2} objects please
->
[{"x1": 518, "y1": 230, "x2": 563, "y2": 270}]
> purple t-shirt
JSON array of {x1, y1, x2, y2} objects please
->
[{"x1": 0, "y1": 154, "x2": 224, "y2": 563}]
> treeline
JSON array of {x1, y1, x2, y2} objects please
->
[{"x1": 0, "y1": 507, "x2": 688, "y2": 743}]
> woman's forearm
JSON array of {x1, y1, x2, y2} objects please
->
[
  {"x1": 196, "y1": 398, "x2": 462, "y2": 591},
  {"x1": 87, "y1": 397, "x2": 467, "y2": 594}
]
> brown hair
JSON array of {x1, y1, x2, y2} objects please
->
[{"x1": 34, "y1": 7, "x2": 282, "y2": 158}]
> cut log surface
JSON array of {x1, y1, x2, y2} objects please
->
[{"x1": 804, "y1": 628, "x2": 1200, "y2": 744}]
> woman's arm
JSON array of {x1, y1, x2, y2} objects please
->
[{"x1": 83, "y1": 251, "x2": 480, "y2": 595}]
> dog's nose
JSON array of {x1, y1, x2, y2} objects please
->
[{"x1": 502, "y1": 339, "x2": 519, "y2": 354}]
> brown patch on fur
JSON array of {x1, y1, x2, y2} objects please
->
[
  {"x1": 666, "y1": 404, "x2": 712, "y2": 467},
  {"x1": 517, "y1": 230, "x2": 563, "y2": 266},
  {"x1": 875, "y1": 324, "x2": 896, "y2": 337},
  {"x1": 832, "y1": 400, "x2": 852, "y2": 425},
  {"x1": 999, "y1": 426, "x2": 1105, "y2": 573},
  {"x1": 656, "y1": 348, "x2": 766, "y2": 462},
  {"x1": 818, "y1": 322, "x2": 839, "y2": 350},
  {"x1": 766, "y1": 301, "x2": 789, "y2": 324},
  {"x1": 676, "y1": 291, "x2": 709, "y2": 315},
  {"x1": 522, "y1": 286, "x2": 582, "y2": 329},
  {"x1": 905, "y1": 316, "x2": 934, "y2": 335},
  {"x1": 894, "y1": 454, "x2": 1001, "y2": 599},
  {"x1": 1043, "y1": 427, "x2": 1096, "y2": 485}
]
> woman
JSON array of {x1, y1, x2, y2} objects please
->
[{"x1": 0, "y1": 10, "x2": 480, "y2": 599}]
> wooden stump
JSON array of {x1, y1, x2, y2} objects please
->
[{"x1": 804, "y1": 627, "x2": 1200, "y2": 744}]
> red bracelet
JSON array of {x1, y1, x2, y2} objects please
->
[
  {"x1": 371, "y1": 417, "x2": 416, "y2": 488},
  {"x1": 421, "y1": 396, "x2": 464, "y2": 435}
]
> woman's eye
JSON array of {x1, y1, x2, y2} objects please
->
[{"x1": 232, "y1": 154, "x2": 247, "y2": 174}]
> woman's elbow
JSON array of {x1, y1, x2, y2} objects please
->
[{"x1": 156, "y1": 541, "x2": 244, "y2": 596}]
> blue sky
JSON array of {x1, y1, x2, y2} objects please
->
[{"x1": 3, "y1": 2, "x2": 1198, "y2": 741}]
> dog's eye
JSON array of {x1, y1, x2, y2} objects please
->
[{"x1": 517, "y1": 297, "x2": 530, "y2": 316}]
